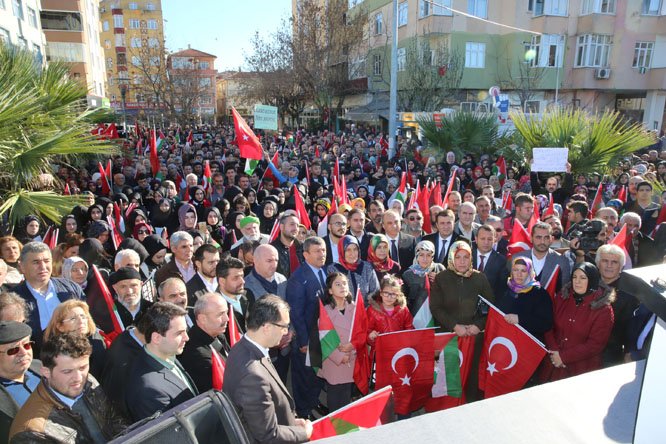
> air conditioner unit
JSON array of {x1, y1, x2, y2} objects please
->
[{"x1": 595, "y1": 68, "x2": 611, "y2": 79}]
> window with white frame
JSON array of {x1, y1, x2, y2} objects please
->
[
  {"x1": 133, "y1": 74, "x2": 141, "y2": 85},
  {"x1": 106, "y1": 57, "x2": 113, "y2": 69},
  {"x1": 13, "y1": 0, "x2": 22, "y2": 20},
  {"x1": 130, "y1": 37, "x2": 141, "y2": 48},
  {"x1": 148, "y1": 38, "x2": 159, "y2": 48},
  {"x1": 467, "y1": 0, "x2": 487, "y2": 18},
  {"x1": 27, "y1": 7, "x2": 36, "y2": 27},
  {"x1": 129, "y1": 2, "x2": 138, "y2": 10},
  {"x1": 534, "y1": 0, "x2": 568, "y2": 16},
  {"x1": 398, "y1": 2, "x2": 408, "y2": 26},
  {"x1": 102, "y1": 20, "x2": 109, "y2": 31},
  {"x1": 581, "y1": 0, "x2": 615, "y2": 14},
  {"x1": 104, "y1": 39, "x2": 111, "y2": 49},
  {"x1": 113, "y1": 14, "x2": 123, "y2": 28},
  {"x1": 33, "y1": 44, "x2": 42, "y2": 62},
  {"x1": 465, "y1": 42, "x2": 485, "y2": 68},
  {"x1": 642, "y1": 0, "x2": 663, "y2": 14},
  {"x1": 433, "y1": 0, "x2": 452, "y2": 15},
  {"x1": 397, "y1": 47, "x2": 406, "y2": 71},
  {"x1": 150, "y1": 56, "x2": 160, "y2": 66},
  {"x1": 199, "y1": 77, "x2": 211, "y2": 87},
  {"x1": 373, "y1": 53, "x2": 382, "y2": 75},
  {"x1": 374, "y1": 13, "x2": 383, "y2": 34},
  {"x1": 633, "y1": 42, "x2": 653, "y2": 68},
  {"x1": 129, "y1": 19, "x2": 140, "y2": 29},
  {"x1": 0, "y1": 27, "x2": 8, "y2": 44},
  {"x1": 114, "y1": 34, "x2": 125, "y2": 48},
  {"x1": 529, "y1": 34, "x2": 564, "y2": 67},
  {"x1": 575, "y1": 34, "x2": 612, "y2": 67},
  {"x1": 147, "y1": 19, "x2": 158, "y2": 29},
  {"x1": 199, "y1": 61, "x2": 209, "y2": 69}
]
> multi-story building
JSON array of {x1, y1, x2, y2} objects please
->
[
  {"x1": 345, "y1": 0, "x2": 666, "y2": 132},
  {"x1": 40, "y1": 0, "x2": 106, "y2": 106},
  {"x1": 167, "y1": 46, "x2": 217, "y2": 122},
  {"x1": 0, "y1": 0, "x2": 46, "y2": 63},
  {"x1": 216, "y1": 70, "x2": 259, "y2": 121},
  {"x1": 99, "y1": 0, "x2": 164, "y2": 119}
]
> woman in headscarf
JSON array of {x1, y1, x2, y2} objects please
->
[
  {"x1": 59, "y1": 214, "x2": 80, "y2": 243},
  {"x1": 177, "y1": 202, "x2": 198, "y2": 232},
  {"x1": 125, "y1": 208, "x2": 149, "y2": 237},
  {"x1": 224, "y1": 210, "x2": 245, "y2": 250},
  {"x1": 430, "y1": 239, "x2": 494, "y2": 401},
  {"x1": 140, "y1": 234, "x2": 168, "y2": 282},
  {"x1": 259, "y1": 200, "x2": 278, "y2": 234},
  {"x1": 79, "y1": 238, "x2": 113, "y2": 274},
  {"x1": 327, "y1": 235, "x2": 379, "y2": 304},
  {"x1": 132, "y1": 222, "x2": 153, "y2": 242},
  {"x1": 402, "y1": 240, "x2": 445, "y2": 318},
  {"x1": 188, "y1": 185, "x2": 211, "y2": 221},
  {"x1": 17, "y1": 215, "x2": 42, "y2": 244},
  {"x1": 541, "y1": 262, "x2": 614, "y2": 382},
  {"x1": 149, "y1": 198, "x2": 178, "y2": 234},
  {"x1": 244, "y1": 188, "x2": 261, "y2": 215},
  {"x1": 61, "y1": 256, "x2": 89, "y2": 290},
  {"x1": 86, "y1": 220, "x2": 114, "y2": 255},
  {"x1": 499, "y1": 257, "x2": 553, "y2": 341},
  {"x1": 203, "y1": 207, "x2": 227, "y2": 246},
  {"x1": 366, "y1": 234, "x2": 400, "y2": 282}
]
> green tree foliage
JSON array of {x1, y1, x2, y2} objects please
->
[
  {"x1": 0, "y1": 44, "x2": 115, "y2": 229},
  {"x1": 511, "y1": 108, "x2": 656, "y2": 174}
]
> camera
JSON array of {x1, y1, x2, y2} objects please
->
[{"x1": 570, "y1": 220, "x2": 605, "y2": 252}]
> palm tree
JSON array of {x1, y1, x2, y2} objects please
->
[
  {"x1": 0, "y1": 44, "x2": 115, "y2": 230},
  {"x1": 511, "y1": 108, "x2": 656, "y2": 174}
]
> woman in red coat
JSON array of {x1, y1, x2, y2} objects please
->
[
  {"x1": 541, "y1": 262, "x2": 615, "y2": 382},
  {"x1": 366, "y1": 275, "x2": 414, "y2": 361}
]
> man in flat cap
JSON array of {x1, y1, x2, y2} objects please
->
[
  {"x1": 110, "y1": 266, "x2": 152, "y2": 328},
  {"x1": 0, "y1": 321, "x2": 40, "y2": 442}
]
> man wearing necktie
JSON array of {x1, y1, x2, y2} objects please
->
[
  {"x1": 286, "y1": 237, "x2": 328, "y2": 419},
  {"x1": 381, "y1": 209, "x2": 416, "y2": 276},
  {"x1": 423, "y1": 209, "x2": 460, "y2": 268},
  {"x1": 473, "y1": 224, "x2": 508, "y2": 299}
]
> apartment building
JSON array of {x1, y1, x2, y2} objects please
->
[
  {"x1": 347, "y1": 0, "x2": 666, "y2": 132},
  {"x1": 41, "y1": 0, "x2": 106, "y2": 106},
  {"x1": 0, "y1": 0, "x2": 46, "y2": 62},
  {"x1": 167, "y1": 46, "x2": 217, "y2": 121},
  {"x1": 99, "y1": 0, "x2": 164, "y2": 116}
]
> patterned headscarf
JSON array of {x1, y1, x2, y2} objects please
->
[
  {"x1": 507, "y1": 256, "x2": 540, "y2": 294},
  {"x1": 367, "y1": 234, "x2": 398, "y2": 273},
  {"x1": 447, "y1": 240, "x2": 473, "y2": 278},
  {"x1": 409, "y1": 240, "x2": 436, "y2": 276},
  {"x1": 338, "y1": 235, "x2": 360, "y2": 272}
]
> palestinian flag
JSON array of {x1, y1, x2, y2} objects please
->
[
  {"x1": 156, "y1": 130, "x2": 166, "y2": 151},
  {"x1": 413, "y1": 274, "x2": 435, "y2": 329},
  {"x1": 431, "y1": 334, "x2": 463, "y2": 399},
  {"x1": 306, "y1": 299, "x2": 341, "y2": 372},
  {"x1": 310, "y1": 386, "x2": 394, "y2": 441},
  {"x1": 387, "y1": 172, "x2": 408, "y2": 209},
  {"x1": 203, "y1": 160, "x2": 212, "y2": 191},
  {"x1": 244, "y1": 158, "x2": 260, "y2": 176}
]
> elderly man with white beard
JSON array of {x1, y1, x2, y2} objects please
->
[{"x1": 230, "y1": 216, "x2": 269, "y2": 258}]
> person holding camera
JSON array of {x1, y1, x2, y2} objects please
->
[{"x1": 566, "y1": 219, "x2": 609, "y2": 266}]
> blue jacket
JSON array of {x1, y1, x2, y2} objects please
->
[{"x1": 286, "y1": 265, "x2": 326, "y2": 348}]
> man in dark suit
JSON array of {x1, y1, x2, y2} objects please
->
[
  {"x1": 224, "y1": 295, "x2": 312, "y2": 443},
  {"x1": 473, "y1": 225, "x2": 508, "y2": 302},
  {"x1": 286, "y1": 237, "x2": 327, "y2": 419},
  {"x1": 347, "y1": 209, "x2": 372, "y2": 261},
  {"x1": 186, "y1": 244, "x2": 220, "y2": 308},
  {"x1": 216, "y1": 257, "x2": 249, "y2": 343},
  {"x1": 423, "y1": 209, "x2": 461, "y2": 267},
  {"x1": 322, "y1": 213, "x2": 347, "y2": 266},
  {"x1": 155, "y1": 231, "x2": 195, "y2": 287},
  {"x1": 381, "y1": 209, "x2": 416, "y2": 275},
  {"x1": 487, "y1": 216, "x2": 508, "y2": 256},
  {"x1": 12, "y1": 242, "x2": 84, "y2": 354},
  {"x1": 126, "y1": 302, "x2": 198, "y2": 422},
  {"x1": 178, "y1": 292, "x2": 230, "y2": 393}
]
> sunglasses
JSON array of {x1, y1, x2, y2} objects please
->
[
  {"x1": 0, "y1": 341, "x2": 34, "y2": 356},
  {"x1": 137, "y1": 229, "x2": 149, "y2": 234},
  {"x1": 409, "y1": 216, "x2": 423, "y2": 221}
]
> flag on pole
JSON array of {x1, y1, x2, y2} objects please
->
[
  {"x1": 413, "y1": 275, "x2": 435, "y2": 329},
  {"x1": 542, "y1": 264, "x2": 560, "y2": 299},
  {"x1": 406, "y1": 180, "x2": 419, "y2": 212},
  {"x1": 269, "y1": 219, "x2": 281, "y2": 243},
  {"x1": 149, "y1": 129, "x2": 161, "y2": 179},
  {"x1": 113, "y1": 202, "x2": 126, "y2": 234},
  {"x1": 616, "y1": 185, "x2": 627, "y2": 204},
  {"x1": 202, "y1": 160, "x2": 212, "y2": 191},
  {"x1": 442, "y1": 167, "x2": 457, "y2": 209},
  {"x1": 507, "y1": 219, "x2": 532, "y2": 259},
  {"x1": 231, "y1": 107, "x2": 263, "y2": 167},
  {"x1": 350, "y1": 288, "x2": 370, "y2": 395},
  {"x1": 186, "y1": 130, "x2": 193, "y2": 147},
  {"x1": 63, "y1": 183, "x2": 71, "y2": 196},
  {"x1": 98, "y1": 162, "x2": 111, "y2": 196},
  {"x1": 431, "y1": 180, "x2": 443, "y2": 207},
  {"x1": 478, "y1": 299, "x2": 547, "y2": 398},
  {"x1": 610, "y1": 223, "x2": 631, "y2": 267},
  {"x1": 502, "y1": 190, "x2": 513, "y2": 213},
  {"x1": 310, "y1": 386, "x2": 394, "y2": 441},
  {"x1": 288, "y1": 243, "x2": 301, "y2": 275},
  {"x1": 227, "y1": 309, "x2": 242, "y2": 347},
  {"x1": 293, "y1": 187, "x2": 312, "y2": 230},
  {"x1": 42, "y1": 226, "x2": 59, "y2": 250},
  {"x1": 542, "y1": 193, "x2": 555, "y2": 219},
  {"x1": 211, "y1": 346, "x2": 226, "y2": 391},
  {"x1": 495, "y1": 156, "x2": 507, "y2": 186},
  {"x1": 528, "y1": 195, "x2": 539, "y2": 234},
  {"x1": 387, "y1": 172, "x2": 408, "y2": 209},
  {"x1": 589, "y1": 182, "x2": 604, "y2": 218},
  {"x1": 87, "y1": 265, "x2": 125, "y2": 338},
  {"x1": 306, "y1": 299, "x2": 342, "y2": 372}
]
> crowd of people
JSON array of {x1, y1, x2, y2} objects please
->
[{"x1": 0, "y1": 122, "x2": 664, "y2": 443}]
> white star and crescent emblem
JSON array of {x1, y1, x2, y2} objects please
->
[
  {"x1": 391, "y1": 347, "x2": 419, "y2": 386},
  {"x1": 486, "y1": 336, "x2": 518, "y2": 376},
  {"x1": 242, "y1": 135, "x2": 249, "y2": 141}
]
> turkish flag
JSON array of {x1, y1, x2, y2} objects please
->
[
  {"x1": 231, "y1": 107, "x2": 263, "y2": 160},
  {"x1": 375, "y1": 329, "x2": 435, "y2": 415},
  {"x1": 478, "y1": 306, "x2": 546, "y2": 398},
  {"x1": 211, "y1": 346, "x2": 225, "y2": 390},
  {"x1": 293, "y1": 186, "x2": 311, "y2": 230},
  {"x1": 507, "y1": 219, "x2": 532, "y2": 259}
]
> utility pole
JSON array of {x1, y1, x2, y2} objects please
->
[{"x1": 388, "y1": 0, "x2": 398, "y2": 159}]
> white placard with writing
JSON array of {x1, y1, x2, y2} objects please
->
[{"x1": 531, "y1": 148, "x2": 569, "y2": 172}]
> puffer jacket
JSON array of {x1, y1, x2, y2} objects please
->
[
  {"x1": 366, "y1": 296, "x2": 414, "y2": 359},
  {"x1": 9, "y1": 376, "x2": 127, "y2": 443}
]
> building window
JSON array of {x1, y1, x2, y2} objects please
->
[
  {"x1": 147, "y1": 19, "x2": 158, "y2": 30},
  {"x1": 45, "y1": 42, "x2": 85, "y2": 63},
  {"x1": 373, "y1": 53, "x2": 382, "y2": 75},
  {"x1": 575, "y1": 34, "x2": 612, "y2": 67},
  {"x1": 349, "y1": 57, "x2": 365, "y2": 79},
  {"x1": 199, "y1": 61, "x2": 209, "y2": 69},
  {"x1": 116, "y1": 53, "x2": 126, "y2": 65},
  {"x1": 102, "y1": 20, "x2": 109, "y2": 31},
  {"x1": 129, "y1": 19, "x2": 140, "y2": 29},
  {"x1": 374, "y1": 13, "x2": 383, "y2": 34},
  {"x1": 397, "y1": 47, "x2": 406, "y2": 71},
  {"x1": 131, "y1": 56, "x2": 141, "y2": 66},
  {"x1": 422, "y1": 0, "x2": 452, "y2": 15},
  {"x1": 534, "y1": 0, "x2": 568, "y2": 16},
  {"x1": 150, "y1": 56, "x2": 160, "y2": 66},
  {"x1": 581, "y1": 0, "x2": 615, "y2": 14},
  {"x1": 199, "y1": 77, "x2": 211, "y2": 87},
  {"x1": 113, "y1": 14, "x2": 123, "y2": 28},
  {"x1": 0, "y1": 27, "x2": 8, "y2": 44},
  {"x1": 528, "y1": 0, "x2": 534, "y2": 11},
  {"x1": 115, "y1": 34, "x2": 126, "y2": 48},
  {"x1": 129, "y1": 2, "x2": 138, "y2": 10},
  {"x1": 27, "y1": 7, "x2": 36, "y2": 27},
  {"x1": 104, "y1": 39, "x2": 111, "y2": 49},
  {"x1": 146, "y1": 2, "x2": 155, "y2": 11},
  {"x1": 17, "y1": 36, "x2": 27, "y2": 49},
  {"x1": 106, "y1": 57, "x2": 113, "y2": 68},
  {"x1": 529, "y1": 34, "x2": 564, "y2": 67},
  {"x1": 467, "y1": 0, "x2": 488, "y2": 18},
  {"x1": 130, "y1": 37, "x2": 141, "y2": 48},
  {"x1": 32, "y1": 44, "x2": 42, "y2": 63},
  {"x1": 642, "y1": 0, "x2": 663, "y2": 14},
  {"x1": 40, "y1": 11, "x2": 83, "y2": 31},
  {"x1": 398, "y1": 2, "x2": 408, "y2": 26},
  {"x1": 465, "y1": 42, "x2": 486, "y2": 68},
  {"x1": 633, "y1": 42, "x2": 653, "y2": 68},
  {"x1": 148, "y1": 38, "x2": 159, "y2": 48},
  {"x1": 0, "y1": 0, "x2": 5, "y2": 10},
  {"x1": 12, "y1": 0, "x2": 22, "y2": 20}
]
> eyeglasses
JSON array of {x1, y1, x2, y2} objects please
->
[
  {"x1": 331, "y1": 222, "x2": 347, "y2": 227},
  {"x1": 0, "y1": 341, "x2": 34, "y2": 356},
  {"x1": 271, "y1": 322, "x2": 290, "y2": 330},
  {"x1": 382, "y1": 292, "x2": 399, "y2": 298},
  {"x1": 409, "y1": 216, "x2": 423, "y2": 221}
]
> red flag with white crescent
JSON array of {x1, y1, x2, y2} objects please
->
[{"x1": 507, "y1": 219, "x2": 532, "y2": 259}]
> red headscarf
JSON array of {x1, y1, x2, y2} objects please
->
[{"x1": 367, "y1": 234, "x2": 398, "y2": 273}]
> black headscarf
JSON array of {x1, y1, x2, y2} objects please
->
[{"x1": 571, "y1": 262, "x2": 601, "y2": 304}]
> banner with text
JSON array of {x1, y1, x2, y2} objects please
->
[{"x1": 253, "y1": 104, "x2": 278, "y2": 131}]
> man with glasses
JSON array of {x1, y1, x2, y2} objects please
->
[
  {"x1": 0, "y1": 321, "x2": 40, "y2": 442},
  {"x1": 224, "y1": 295, "x2": 312, "y2": 443},
  {"x1": 323, "y1": 214, "x2": 347, "y2": 266},
  {"x1": 403, "y1": 208, "x2": 425, "y2": 240}
]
